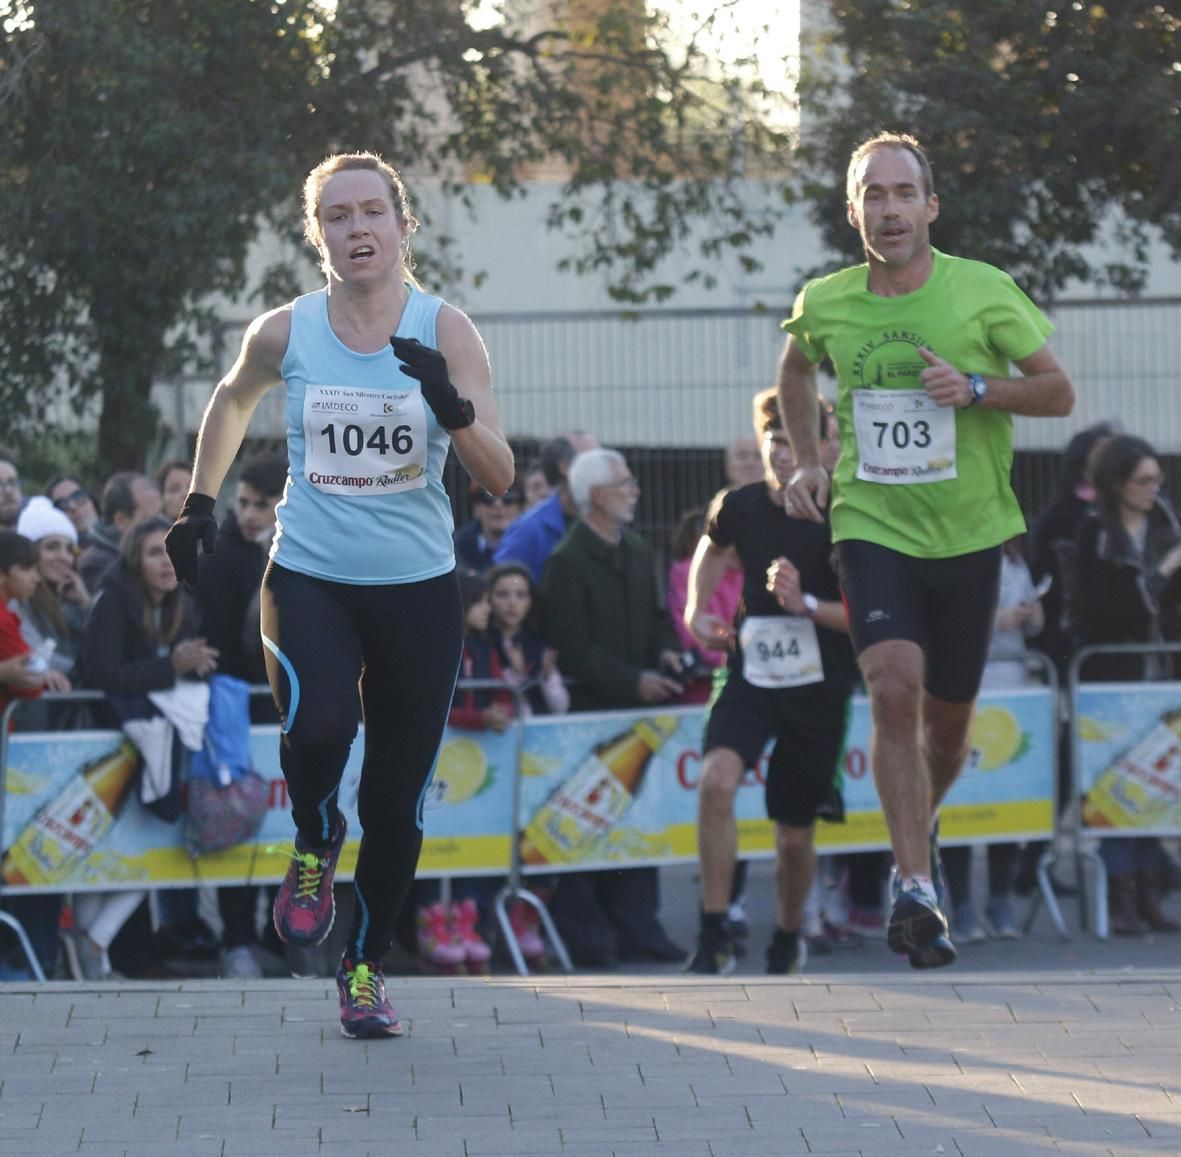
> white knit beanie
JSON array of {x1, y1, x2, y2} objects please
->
[{"x1": 17, "y1": 495, "x2": 79, "y2": 545}]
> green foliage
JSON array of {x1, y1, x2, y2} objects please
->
[
  {"x1": 796, "y1": 0, "x2": 1181, "y2": 300},
  {"x1": 0, "y1": 0, "x2": 794, "y2": 470},
  {"x1": 1, "y1": 0, "x2": 324, "y2": 471}
]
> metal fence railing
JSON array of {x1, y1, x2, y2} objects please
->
[{"x1": 1068, "y1": 643, "x2": 1181, "y2": 940}]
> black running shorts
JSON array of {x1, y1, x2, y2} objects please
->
[
  {"x1": 704, "y1": 676, "x2": 849, "y2": 828},
  {"x1": 835, "y1": 539, "x2": 1002, "y2": 704}
]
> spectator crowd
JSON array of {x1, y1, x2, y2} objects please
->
[{"x1": 1, "y1": 412, "x2": 1180, "y2": 981}]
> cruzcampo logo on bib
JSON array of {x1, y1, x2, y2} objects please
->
[{"x1": 850, "y1": 332, "x2": 956, "y2": 485}]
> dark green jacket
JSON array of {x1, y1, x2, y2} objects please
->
[{"x1": 542, "y1": 520, "x2": 678, "y2": 711}]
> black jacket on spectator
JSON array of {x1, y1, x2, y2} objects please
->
[
  {"x1": 79, "y1": 561, "x2": 201, "y2": 702},
  {"x1": 1029, "y1": 490, "x2": 1092, "y2": 678},
  {"x1": 1071, "y1": 499, "x2": 1181, "y2": 682}
]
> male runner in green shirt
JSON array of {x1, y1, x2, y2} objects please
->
[{"x1": 777, "y1": 131, "x2": 1074, "y2": 968}]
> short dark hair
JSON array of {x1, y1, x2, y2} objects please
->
[
  {"x1": 0, "y1": 529, "x2": 37, "y2": 571},
  {"x1": 847, "y1": 131, "x2": 935, "y2": 202},
  {"x1": 154, "y1": 459, "x2": 191, "y2": 490},
  {"x1": 539, "y1": 437, "x2": 576, "y2": 486},
  {"x1": 752, "y1": 389, "x2": 829, "y2": 438},
  {"x1": 101, "y1": 472, "x2": 143, "y2": 522},
  {"x1": 753, "y1": 388, "x2": 782, "y2": 436},
  {"x1": 239, "y1": 452, "x2": 288, "y2": 498}
]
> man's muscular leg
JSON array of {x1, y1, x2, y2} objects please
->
[
  {"x1": 922, "y1": 691, "x2": 976, "y2": 810},
  {"x1": 860, "y1": 639, "x2": 930, "y2": 879}
]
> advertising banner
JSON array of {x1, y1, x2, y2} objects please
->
[
  {"x1": 1075, "y1": 682, "x2": 1181, "y2": 837},
  {"x1": 2, "y1": 686, "x2": 1055, "y2": 893}
]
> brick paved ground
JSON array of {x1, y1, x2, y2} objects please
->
[{"x1": 2, "y1": 970, "x2": 1180, "y2": 1156}]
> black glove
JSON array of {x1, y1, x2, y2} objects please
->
[
  {"x1": 165, "y1": 492, "x2": 217, "y2": 588},
  {"x1": 390, "y1": 336, "x2": 476, "y2": 431}
]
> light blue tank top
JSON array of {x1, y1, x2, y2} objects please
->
[{"x1": 270, "y1": 286, "x2": 456, "y2": 584}]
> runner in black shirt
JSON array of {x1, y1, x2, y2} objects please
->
[{"x1": 684, "y1": 388, "x2": 856, "y2": 974}]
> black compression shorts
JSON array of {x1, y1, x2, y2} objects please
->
[{"x1": 835, "y1": 539, "x2": 1002, "y2": 704}]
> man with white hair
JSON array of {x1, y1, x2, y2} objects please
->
[
  {"x1": 540, "y1": 447, "x2": 686, "y2": 967},
  {"x1": 544, "y1": 449, "x2": 684, "y2": 711}
]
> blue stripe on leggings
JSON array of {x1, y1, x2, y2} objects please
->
[
  {"x1": 351, "y1": 884, "x2": 370, "y2": 962},
  {"x1": 317, "y1": 787, "x2": 339, "y2": 845},
  {"x1": 261, "y1": 633, "x2": 300, "y2": 735}
]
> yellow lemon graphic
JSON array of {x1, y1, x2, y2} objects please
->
[
  {"x1": 3, "y1": 767, "x2": 47, "y2": 796},
  {"x1": 970, "y1": 707, "x2": 1023, "y2": 771},
  {"x1": 433, "y1": 739, "x2": 489, "y2": 804},
  {"x1": 1077, "y1": 715, "x2": 1118, "y2": 742},
  {"x1": 519, "y1": 751, "x2": 562, "y2": 778}
]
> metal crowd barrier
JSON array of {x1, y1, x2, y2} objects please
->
[
  {"x1": 4, "y1": 653, "x2": 1093, "y2": 979},
  {"x1": 1068, "y1": 642, "x2": 1181, "y2": 940},
  {"x1": 0, "y1": 689, "x2": 106, "y2": 980},
  {"x1": 990, "y1": 650, "x2": 1070, "y2": 941},
  {"x1": 0, "y1": 680, "x2": 573, "y2": 981}
]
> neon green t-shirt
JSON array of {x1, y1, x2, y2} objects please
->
[{"x1": 781, "y1": 249, "x2": 1053, "y2": 559}]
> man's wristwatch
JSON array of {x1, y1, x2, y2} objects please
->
[
  {"x1": 967, "y1": 374, "x2": 988, "y2": 407},
  {"x1": 802, "y1": 593, "x2": 819, "y2": 617}
]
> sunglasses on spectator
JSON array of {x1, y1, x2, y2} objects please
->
[
  {"x1": 53, "y1": 489, "x2": 91, "y2": 510},
  {"x1": 475, "y1": 491, "x2": 522, "y2": 506}
]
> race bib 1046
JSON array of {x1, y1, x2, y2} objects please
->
[
  {"x1": 303, "y1": 383, "x2": 428, "y2": 497},
  {"x1": 852, "y1": 389, "x2": 956, "y2": 485}
]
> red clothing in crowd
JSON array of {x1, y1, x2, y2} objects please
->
[{"x1": 0, "y1": 601, "x2": 41, "y2": 722}]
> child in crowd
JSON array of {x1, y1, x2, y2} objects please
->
[
  {"x1": 484, "y1": 562, "x2": 569, "y2": 719},
  {"x1": 0, "y1": 531, "x2": 52, "y2": 979},
  {"x1": 485, "y1": 562, "x2": 567, "y2": 962},
  {"x1": 0, "y1": 530, "x2": 48, "y2": 718}
]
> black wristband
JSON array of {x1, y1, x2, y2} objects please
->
[
  {"x1": 440, "y1": 396, "x2": 477, "y2": 431},
  {"x1": 180, "y1": 492, "x2": 216, "y2": 517}
]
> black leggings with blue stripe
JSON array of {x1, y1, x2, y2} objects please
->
[{"x1": 260, "y1": 562, "x2": 464, "y2": 963}]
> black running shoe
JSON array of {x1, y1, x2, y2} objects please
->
[
  {"x1": 684, "y1": 932, "x2": 736, "y2": 976},
  {"x1": 887, "y1": 880, "x2": 957, "y2": 970},
  {"x1": 765, "y1": 930, "x2": 807, "y2": 975}
]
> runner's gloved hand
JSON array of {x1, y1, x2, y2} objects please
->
[
  {"x1": 165, "y1": 492, "x2": 217, "y2": 588},
  {"x1": 390, "y1": 336, "x2": 476, "y2": 430}
]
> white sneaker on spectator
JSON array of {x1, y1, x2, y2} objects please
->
[
  {"x1": 951, "y1": 903, "x2": 988, "y2": 945},
  {"x1": 61, "y1": 930, "x2": 113, "y2": 980},
  {"x1": 985, "y1": 896, "x2": 1022, "y2": 940},
  {"x1": 222, "y1": 945, "x2": 264, "y2": 980}
]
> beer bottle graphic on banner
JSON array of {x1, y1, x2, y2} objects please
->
[
  {"x1": 1, "y1": 740, "x2": 140, "y2": 886},
  {"x1": 1081, "y1": 707, "x2": 1181, "y2": 831},
  {"x1": 519, "y1": 716, "x2": 678, "y2": 865}
]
